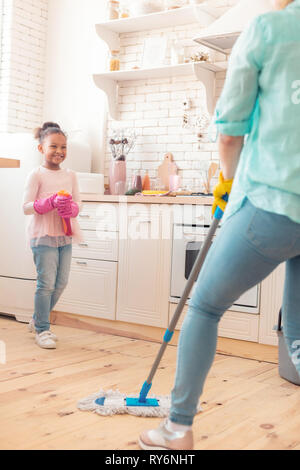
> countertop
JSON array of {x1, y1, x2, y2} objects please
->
[
  {"x1": 0, "y1": 158, "x2": 20, "y2": 168},
  {"x1": 80, "y1": 193, "x2": 214, "y2": 205}
]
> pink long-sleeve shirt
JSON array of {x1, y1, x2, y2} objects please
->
[{"x1": 23, "y1": 166, "x2": 83, "y2": 247}]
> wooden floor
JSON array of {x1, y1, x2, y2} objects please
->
[{"x1": 0, "y1": 316, "x2": 299, "y2": 451}]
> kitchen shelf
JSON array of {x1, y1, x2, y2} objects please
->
[
  {"x1": 96, "y1": 4, "x2": 222, "y2": 51},
  {"x1": 95, "y1": 61, "x2": 223, "y2": 81},
  {"x1": 93, "y1": 61, "x2": 226, "y2": 119},
  {"x1": 0, "y1": 158, "x2": 20, "y2": 168}
]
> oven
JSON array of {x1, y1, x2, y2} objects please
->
[{"x1": 170, "y1": 223, "x2": 260, "y2": 314}]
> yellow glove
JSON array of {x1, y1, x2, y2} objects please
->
[{"x1": 212, "y1": 171, "x2": 233, "y2": 215}]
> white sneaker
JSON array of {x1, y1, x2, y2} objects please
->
[
  {"x1": 35, "y1": 331, "x2": 57, "y2": 349},
  {"x1": 139, "y1": 419, "x2": 194, "y2": 450},
  {"x1": 28, "y1": 319, "x2": 58, "y2": 341}
]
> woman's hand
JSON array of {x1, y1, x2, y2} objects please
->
[{"x1": 212, "y1": 171, "x2": 233, "y2": 215}]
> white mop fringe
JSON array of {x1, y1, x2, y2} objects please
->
[{"x1": 77, "y1": 389, "x2": 202, "y2": 418}]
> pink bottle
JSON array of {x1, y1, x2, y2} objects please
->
[{"x1": 57, "y1": 190, "x2": 73, "y2": 236}]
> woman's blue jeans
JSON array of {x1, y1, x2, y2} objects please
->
[
  {"x1": 170, "y1": 199, "x2": 300, "y2": 426},
  {"x1": 32, "y1": 244, "x2": 72, "y2": 333}
]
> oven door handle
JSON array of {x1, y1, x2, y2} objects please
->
[
  {"x1": 184, "y1": 236, "x2": 197, "y2": 242},
  {"x1": 184, "y1": 234, "x2": 206, "y2": 242}
]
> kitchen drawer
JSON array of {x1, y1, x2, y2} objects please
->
[
  {"x1": 78, "y1": 202, "x2": 119, "y2": 231},
  {"x1": 56, "y1": 258, "x2": 117, "y2": 320},
  {"x1": 169, "y1": 303, "x2": 259, "y2": 342},
  {"x1": 72, "y1": 230, "x2": 118, "y2": 261},
  {"x1": 194, "y1": 204, "x2": 212, "y2": 226}
]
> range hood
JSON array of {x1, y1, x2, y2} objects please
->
[{"x1": 194, "y1": 0, "x2": 273, "y2": 54}]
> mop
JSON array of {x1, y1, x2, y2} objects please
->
[{"x1": 78, "y1": 201, "x2": 226, "y2": 417}]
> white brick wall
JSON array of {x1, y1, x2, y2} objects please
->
[
  {"x1": 105, "y1": 0, "x2": 239, "y2": 192},
  {"x1": 0, "y1": 0, "x2": 48, "y2": 133}
]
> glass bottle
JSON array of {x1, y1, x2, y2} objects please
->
[
  {"x1": 170, "y1": 40, "x2": 185, "y2": 65},
  {"x1": 107, "y1": 0, "x2": 119, "y2": 20},
  {"x1": 109, "y1": 50, "x2": 120, "y2": 71},
  {"x1": 132, "y1": 170, "x2": 143, "y2": 192},
  {"x1": 142, "y1": 171, "x2": 151, "y2": 191}
]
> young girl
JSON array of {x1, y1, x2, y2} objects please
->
[{"x1": 23, "y1": 122, "x2": 82, "y2": 349}]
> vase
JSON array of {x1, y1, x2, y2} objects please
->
[{"x1": 109, "y1": 160, "x2": 126, "y2": 195}]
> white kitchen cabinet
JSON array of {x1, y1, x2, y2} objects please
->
[
  {"x1": 116, "y1": 207, "x2": 171, "y2": 328},
  {"x1": 56, "y1": 258, "x2": 117, "y2": 320},
  {"x1": 169, "y1": 303, "x2": 259, "y2": 342},
  {"x1": 72, "y1": 230, "x2": 118, "y2": 262},
  {"x1": 55, "y1": 199, "x2": 285, "y2": 345},
  {"x1": 169, "y1": 265, "x2": 285, "y2": 344},
  {"x1": 78, "y1": 202, "x2": 119, "y2": 232},
  {"x1": 259, "y1": 263, "x2": 285, "y2": 346},
  {"x1": 0, "y1": 277, "x2": 35, "y2": 323},
  {"x1": 55, "y1": 202, "x2": 119, "y2": 320}
]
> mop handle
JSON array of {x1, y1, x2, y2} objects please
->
[
  {"x1": 144, "y1": 216, "x2": 221, "y2": 387},
  {"x1": 138, "y1": 196, "x2": 229, "y2": 402}
]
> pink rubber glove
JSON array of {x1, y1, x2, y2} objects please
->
[
  {"x1": 54, "y1": 193, "x2": 71, "y2": 207},
  {"x1": 70, "y1": 201, "x2": 79, "y2": 218},
  {"x1": 57, "y1": 199, "x2": 79, "y2": 218},
  {"x1": 33, "y1": 194, "x2": 57, "y2": 215}
]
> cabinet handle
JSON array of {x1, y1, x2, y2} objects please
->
[
  {"x1": 128, "y1": 220, "x2": 151, "y2": 224},
  {"x1": 79, "y1": 214, "x2": 90, "y2": 218},
  {"x1": 76, "y1": 261, "x2": 88, "y2": 265},
  {"x1": 79, "y1": 243, "x2": 89, "y2": 247}
]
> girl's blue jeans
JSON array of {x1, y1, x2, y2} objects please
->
[
  {"x1": 170, "y1": 199, "x2": 300, "y2": 426},
  {"x1": 32, "y1": 244, "x2": 72, "y2": 333}
]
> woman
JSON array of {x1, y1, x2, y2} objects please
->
[{"x1": 139, "y1": 0, "x2": 300, "y2": 450}]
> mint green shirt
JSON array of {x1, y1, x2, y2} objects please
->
[{"x1": 215, "y1": 1, "x2": 300, "y2": 223}]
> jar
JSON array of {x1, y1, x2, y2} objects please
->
[
  {"x1": 131, "y1": 170, "x2": 143, "y2": 192},
  {"x1": 170, "y1": 40, "x2": 185, "y2": 65},
  {"x1": 109, "y1": 50, "x2": 120, "y2": 71},
  {"x1": 165, "y1": 0, "x2": 188, "y2": 9},
  {"x1": 130, "y1": 0, "x2": 164, "y2": 16},
  {"x1": 120, "y1": 3, "x2": 130, "y2": 18},
  {"x1": 107, "y1": 0, "x2": 119, "y2": 20}
]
